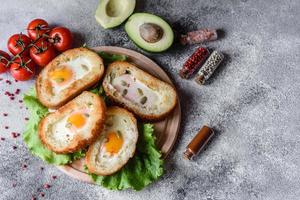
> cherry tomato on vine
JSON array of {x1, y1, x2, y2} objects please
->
[
  {"x1": 27, "y1": 19, "x2": 49, "y2": 40},
  {"x1": 10, "y1": 57, "x2": 35, "y2": 81},
  {"x1": 0, "y1": 50, "x2": 11, "y2": 74},
  {"x1": 49, "y1": 27, "x2": 73, "y2": 52},
  {"x1": 29, "y1": 40, "x2": 56, "y2": 67},
  {"x1": 7, "y1": 33, "x2": 31, "y2": 56}
]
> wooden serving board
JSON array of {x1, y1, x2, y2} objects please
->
[{"x1": 57, "y1": 46, "x2": 181, "y2": 183}]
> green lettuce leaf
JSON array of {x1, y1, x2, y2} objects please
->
[
  {"x1": 89, "y1": 85, "x2": 110, "y2": 105},
  {"x1": 97, "y1": 52, "x2": 127, "y2": 64},
  {"x1": 22, "y1": 89, "x2": 85, "y2": 165},
  {"x1": 87, "y1": 124, "x2": 164, "y2": 191}
]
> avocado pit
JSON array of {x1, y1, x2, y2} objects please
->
[{"x1": 139, "y1": 23, "x2": 163, "y2": 43}]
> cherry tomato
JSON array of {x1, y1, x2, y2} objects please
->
[
  {"x1": 29, "y1": 40, "x2": 56, "y2": 67},
  {"x1": 0, "y1": 51, "x2": 11, "y2": 74},
  {"x1": 7, "y1": 33, "x2": 31, "y2": 56},
  {"x1": 27, "y1": 19, "x2": 49, "y2": 40},
  {"x1": 10, "y1": 57, "x2": 35, "y2": 81},
  {"x1": 49, "y1": 27, "x2": 73, "y2": 52}
]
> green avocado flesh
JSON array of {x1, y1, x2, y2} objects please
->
[
  {"x1": 95, "y1": 0, "x2": 136, "y2": 29},
  {"x1": 125, "y1": 13, "x2": 174, "y2": 52}
]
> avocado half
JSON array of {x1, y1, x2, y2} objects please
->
[
  {"x1": 125, "y1": 13, "x2": 174, "y2": 52},
  {"x1": 95, "y1": 0, "x2": 136, "y2": 29}
]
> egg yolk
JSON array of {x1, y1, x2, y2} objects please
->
[
  {"x1": 67, "y1": 113, "x2": 86, "y2": 128},
  {"x1": 105, "y1": 131, "x2": 123, "y2": 154},
  {"x1": 50, "y1": 66, "x2": 73, "y2": 84}
]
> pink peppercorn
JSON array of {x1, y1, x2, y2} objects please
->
[{"x1": 15, "y1": 89, "x2": 20, "y2": 94}]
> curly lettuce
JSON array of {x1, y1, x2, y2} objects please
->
[{"x1": 22, "y1": 89, "x2": 85, "y2": 165}]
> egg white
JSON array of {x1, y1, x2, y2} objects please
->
[
  {"x1": 51, "y1": 111, "x2": 90, "y2": 146},
  {"x1": 95, "y1": 114, "x2": 137, "y2": 170},
  {"x1": 52, "y1": 56, "x2": 92, "y2": 93}
]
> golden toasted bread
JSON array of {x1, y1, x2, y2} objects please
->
[
  {"x1": 36, "y1": 48, "x2": 104, "y2": 109},
  {"x1": 86, "y1": 106, "x2": 138, "y2": 175},
  {"x1": 38, "y1": 91, "x2": 106, "y2": 154},
  {"x1": 102, "y1": 61, "x2": 177, "y2": 120}
]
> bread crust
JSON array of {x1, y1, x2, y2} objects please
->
[
  {"x1": 102, "y1": 61, "x2": 177, "y2": 121},
  {"x1": 36, "y1": 48, "x2": 104, "y2": 109},
  {"x1": 38, "y1": 91, "x2": 106, "y2": 154},
  {"x1": 86, "y1": 106, "x2": 138, "y2": 176}
]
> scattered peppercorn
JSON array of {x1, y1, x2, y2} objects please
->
[
  {"x1": 5, "y1": 126, "x2": 9, "y2": 129},
  {"x1": 10, "y1": 97, "x2": 15, "y2": 100},
  {"x1": 19, "y1": 100, "x2": 23, "y2": 103},
  {"x1": 44, "y1": 184, "x2": 51, "y2": 189},
  {"x1": 25, "y1": 117, "x2": 29, "y2": 121},
  {"x1": 52, "y1": 176, "x2": 57, "y2": 180},
  {"x1": 40, "y1": 192, "x2": 45, "y2": 197},
  {"x1": 22, "y1": 164, "x2": 28, "y2": 169},
  {"x1": 3, "y1": 113, "x2": 8, "y2": 117},
  {"x1": 15, "y1": 89, "x2": 21, "y2": 95},
  {"x1": 13, "y1": 146, "x2": 17, "y2": 150},
  {"x1": 40, "y1": 167, "x2": 44, "y2": 170},
  {"x1": 0, "y1": 137, "x2": 5, "y2": 141},
  {"x1": 11, "y1": 132, "x2": 20, "y2": 138},
  {"x1": 5, "y1": 80, "x2": 12, "y2": 85}
]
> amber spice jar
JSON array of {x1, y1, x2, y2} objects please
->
[{"x1": 183, "y1": 125, "x2": 214, "y2": 160}]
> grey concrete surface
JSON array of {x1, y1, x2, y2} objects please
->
[{"x1": 0, "y1": 0, "x2": 299, "y2": 199}]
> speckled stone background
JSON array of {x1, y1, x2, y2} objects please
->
[{"x1": 0, "y1": 0, "x2": 300, "y2": 199}]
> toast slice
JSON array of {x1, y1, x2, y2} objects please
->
[
  {"x1": 86, "y1": 106, "x2": 138, "y2": 176},
  {"x1": 38, "y1": 91, "x2": 106, "y2": 154},
  {"x1": 102, "y1": 61, "x2": 177, "y2": 120},
  {"x1": 36, "y1": 48, "x2": 104, "y2": 109}
]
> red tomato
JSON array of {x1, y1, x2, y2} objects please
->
[
  {"x1": 10, "y1": 57, "x2": 35, "y2": 81},
  {"x1": 49, "y1": 27, "x2": 73, "y2": 52},
  {"x1": 29, "y1": 40, "x2": 56, "y2": 67},
  {"x1": 7, "y1": 33, "x2": 31, "y2": 56},
  {"x1": 0, "y1": 50, "x2": 11, "y2": 74},
  {"x1": 27, "y1": 19, "x2": 49, "y2": 40}
]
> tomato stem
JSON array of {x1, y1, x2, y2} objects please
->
[{"x1": 9, "y1": 32, "x2": 48, "y2": 72}]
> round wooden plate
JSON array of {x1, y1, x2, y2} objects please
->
[{"x1": 57, "y1": 46, "x2": 181, "y2": 183}]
